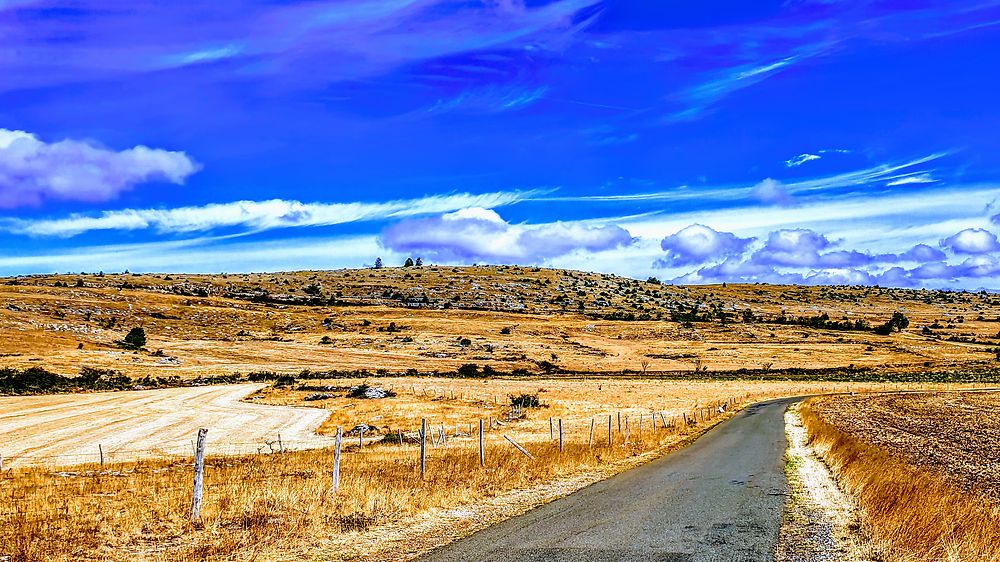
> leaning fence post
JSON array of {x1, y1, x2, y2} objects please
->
[
  {"x1": 504, "y1": 435, "x2": 535, "y2": 460},
  {"x1": 479, "y1": 419, "x2": 485, "y2": 466},
  {"x1": 332, "y1": 426, "x2": 343, "y2": 492},
  {"x1": 420, "y1": 419, "x2": 427, "y2": 478},
  {"x1": 589, "y1": 418, "x2": 595, "y2": 449},
  {"x1": 190, "y1": 428, "x2": 208, "y2": 524},
  {"x1": 549, "y1": 417, "x2": 554, "y2": 441},
  {"x1": 99, "y1": 444, "x2": 104, "y2": 467}
]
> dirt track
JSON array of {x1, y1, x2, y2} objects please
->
[{"x1": 0, "y1": 384, "x2": 334, "y2": 466}]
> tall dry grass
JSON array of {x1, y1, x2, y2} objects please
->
[
  {"x1": 801, "y1": 399, "x2": 1000, "y2": 561},
  {"x1": 0, "y1": 401, "x2": 734, "y2": 561}
]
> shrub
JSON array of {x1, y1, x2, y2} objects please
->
[
  {"x1": 273, "y1": 375, "x2": 297, "y2": 387},
  {"x1": 456, "y1": 363, "x2": 480, "y2": 378},
  {"x1": 118, "y1": 327, "x2": 147, "y2": 350},
  {"x1": 509, "y1": 393, "x2": 541, "y2": 408}
]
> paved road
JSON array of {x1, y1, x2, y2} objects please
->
[{"x1": 420, "y1": 396, "x2": 802, "y2": 562}]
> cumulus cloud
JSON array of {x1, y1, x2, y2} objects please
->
[
  {"x1": 667, "y1": 225, "x2": 1000, "y2": 289},
  {"x1": 1, "y1": 191, "x2": 533, "y2": 237},
  {"x1": 379, "y1": 207, "x2": 634, "y2": 262},
  {"x1": 940, "y1": 228, "x2": 1000, "y2": 254},
  {"x1": 751, "y1": 178, "x2": 795, "y2": 206},
  {"x1": 657, "y1": 224, "x2": 754, "y2": 267},
  {"x1": 900, "y1": 243, "x2": 947, "y2": 262},
  {"x1": 0, "y1": 129, "x2": 200, "y2": 208},
  {"x1": 751, "y1": 228, "x2": 833, "y2": 266}
]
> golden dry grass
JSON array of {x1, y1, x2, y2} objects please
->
[
  {"x1": 1, "y1": 394, "x2": 738, "y2": 561},
  {"x1": 3, "y1": 266, "x2": 1000, "y2": 559},
  {"x1": 2, "y1": 266, "x2": 999, "y2": 378},
  {"x1": 0, "y1": 379, "x2": 979, "y2": 561},
  {"x1": 802, "y1": 396, "x2": 1000, "y2": 561}
]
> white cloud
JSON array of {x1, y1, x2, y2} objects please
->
[
  {"x1": 379, "y1": 207, "x2": 634, "y2": 262},
  {"x1": 0, "y1": 128, "x2": 200, "y2": 208},
  {"x1": 785, "y1": 153, "x2": 821, "y2": 167},
  {"x1": 751, "y1": 178, "x2": 795, "y2": 206},
  {"x1": 657, "y1": 224, "x2": 753, "y2": 267},
  {"x1": 1, "y1": 191, "x2": 535, "y2": 237},
  {"x1": 940, "y1": 228, "x2": 1000, "y2": 255},
  {"x1": 886, "y1": 174, "x2": 936, "y2": 186}
]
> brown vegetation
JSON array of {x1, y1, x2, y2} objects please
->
[
  {"x1": 802, "y1": 393, "x2": 1000, "y2": 561},
  {"x1": 2, "y1": 266, "x2": 999, "y2": 379}
]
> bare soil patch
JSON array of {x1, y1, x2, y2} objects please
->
[{"x1": 811, "y1": 391, "x2": 1000, "y2": 500}]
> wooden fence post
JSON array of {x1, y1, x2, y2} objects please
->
[
  {"x1": 190, "y1": 428, "x2": 207, "y2": 524},
  {"x1": 420, "y1": 419, "x2": 427, "y2": 478},
  {"x1": 398, "y1": 429, "x2": 404, "y2": 446},
  {"x1": 332, "y1": 427, "x2": 343, "y2": 492},
  {"x1": 479, "y1": 419, "x2": 485, "y2": 466},
  {"x1": 608, "y1": 414, "x2": 613, "y2": 445},
  {"x1": 617, "y1": 411, "x2": 622, "y2": 434},
  {"x1": 558, "y1": 419, "x2": 564, "y2": 452},
  {"x1": 589, "y1": 418, "x2": 595, "y2": 449},
  {"x1": 277, "y1": 433, "x2": 283, "y2": 454},
  {"x1": 99, "y1": 444, "x2": 104, "y2": 467},
  {"x1": 549, "y1": 417, "x2": 554, "y2": 441},
  {"x1": 504, "y1": 435, "x2": 535, "y2": 460}
]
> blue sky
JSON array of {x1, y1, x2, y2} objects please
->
[{"x1": 2, "y1": 0, "x2": 1000, "y2": 288}]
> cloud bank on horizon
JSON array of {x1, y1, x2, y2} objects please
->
[{"x1": 2, "y1": 0, "x2": 1000, "y2": 289}]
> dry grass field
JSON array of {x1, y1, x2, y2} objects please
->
[
  {"x1": 803, "y1": 392, "x2": 1000, "y2": 561},
  {"x1": 0, "y1": 379, "x2": 939, "y2": 562},
  {"x1": 1, "y1": 266, "x2": 999, "y2": 379},
  {"x1": 2, "y1": 266, "x2": 999, "y2": 560},
  {"x1": 0, "y1": 384, "x2": 333, "y2": 466}
]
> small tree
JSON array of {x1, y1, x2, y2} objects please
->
[
  {"x1": 373, "y1": 257, "x2": 383, "y2": 269},
  {"x1": 120, "y1": 327, "x2": 146, "y2": 350},
  {"x1": 403, "y1": 257, "x2": 415, "y2": 268},
  {"x1": 415, "y1": 257, "x2": 423, "y2": 267}
]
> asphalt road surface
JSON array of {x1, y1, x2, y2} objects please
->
[{"x1": 420, "y1": 396, "x2": 802, "y2": 562}]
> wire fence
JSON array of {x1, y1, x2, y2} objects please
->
[
  {"x1": 0, "y1": 391, "x2": 769, "y2": 523},
  {"x1": 0, "y1": 381, "x2": 951, "y2": 526}
]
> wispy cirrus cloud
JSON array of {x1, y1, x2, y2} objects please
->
[
  {"x1": 0, "y1": 128, "x2": 199, "y2": 209},
  {"x1": 544, "y1": 154, "x2": 950, "y2": 207},
  {"x1": 785, "y1": 153, "x2": 821, "y2": 167},
  {"x1": 1, "y1": 191, "x2": 536, "y2": 237}
]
